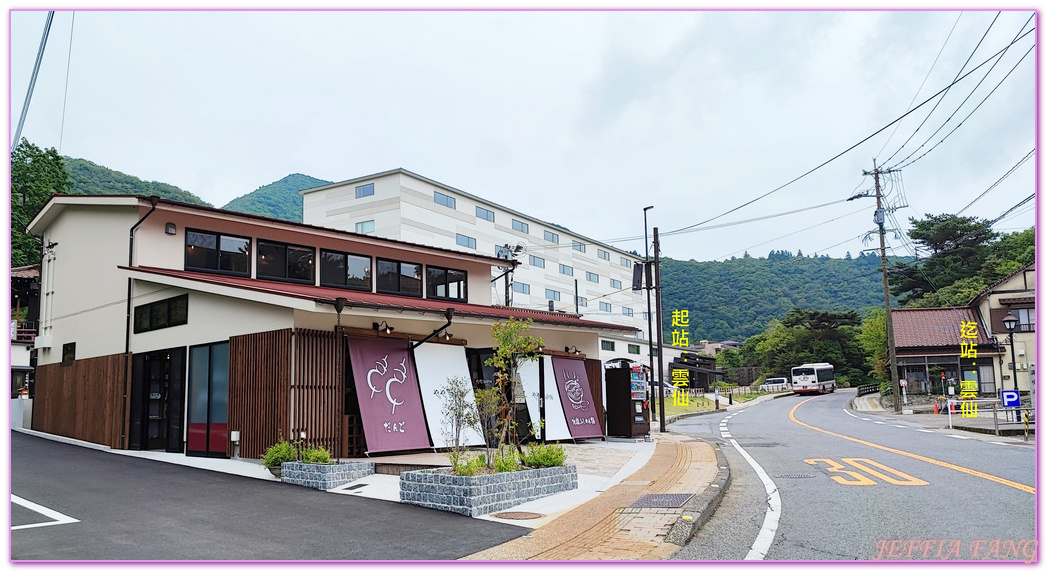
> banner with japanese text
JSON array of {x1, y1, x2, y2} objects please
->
[
  {"x1": 551, "y1": 356, "x2": 603, "y2": 439},
  {"x1": 347, "y1": 336, "x2": 431, "y2": 453}
]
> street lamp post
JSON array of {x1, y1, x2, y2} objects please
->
[
  {"x1": 643, "y1": 206, "x2": 655, "y2": 430},
  {"x1": 1002, "y1": 313, "x2": 1019, "y2": 392}
]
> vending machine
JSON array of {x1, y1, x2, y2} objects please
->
[{"x1": 605, "y1": 362, "x2": 651, "y2": 438}]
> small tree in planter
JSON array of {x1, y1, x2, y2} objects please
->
[
  {"x1": 483, "y1": 317, "x2": 543, "y2": 468},
  {"x1": 435, "y1": 375, "x2": 482, "y2": 472}
]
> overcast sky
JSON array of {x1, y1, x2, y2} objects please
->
[{"x1": 9, "y1": 8, "x2": 1037, "y2": 262}]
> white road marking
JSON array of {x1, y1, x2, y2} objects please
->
[
  {"x1": 860, "y1": 418, "x2": 871, "y2": 421},
  {"x1": 729, "y1": 438, "x2": 781, "y2": 560},
  {"x1": 843, "y1": 409, "x2": 858, "y2": 418},
  {"x1": 917, "y1": 430, "x2": 935, "y2": 433},
  {"x1": 874, "y1": 421, "x2": 886, "y2": 424},
  {"x1": 11, "y1": 495, "x2": 80, "y2": 531},
  {"x1": 946, "y1": 435, "x2": 971, "y2": 439},
  {"x1": 721, "y1": 432, "x2": 732, "y2": 438},
  {"x1": 892, "y1": 425, "x2": 906, "y2": 428}
]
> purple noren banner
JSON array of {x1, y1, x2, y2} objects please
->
[
  {"x1": 346, "y1": 336, "x2": 431, "y2": 453},
  {"x1": 551, "y1": 357, "x2": 603, "y2": 439}
]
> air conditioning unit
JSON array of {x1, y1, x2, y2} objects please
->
[
  {"x1": 34, "y1": 335, "x2": 52, "y2": 349},
  {"x1": 1018, "y1": 349, "x2": 1026, "y2": 356}
]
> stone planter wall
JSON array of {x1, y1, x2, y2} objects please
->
[
  {"x1": 399, "y1": 464, "x2": 577, "y2": 516},
  {"x1": 281, "y1": 460, "x2": 374, "y2": 490}
]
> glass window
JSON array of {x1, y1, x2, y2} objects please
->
[
  {"x1": 186, "y1": 229, "x2": 250, "y2": 276},
  {"x1": 628, "y1": 344, "x2": 641, "y2": 354},
  {"x1": 512, "y1": 219, "x2": 529, "y2": 233},
  {"x1": 356, "y1": 220, "x2": 375, "y2": 234},
  {"x1": 133, "y1": 294, "x2": 189, "y2": 334},
  {"x1": 529, "y1": 255, "x2": 545, "y2": 268},
  {"x1": 598, "y1": 249, "x2": 610, "y2": 261},
  {"x1": 559, "y1": 264, "x2": 573, "y2": 276},
  {"x1": 257, "y1": 240, "x2": 314, "y2": 283},
  {"x1": 601, "y1": 340, "x2": 615, "y2": 351},
  {"x1": 456, "y1": 234, "x2": 477, "y2": 249},
  {"x1": 435, "y1": 191, "x2": 456, "y2": 209},
  {"x1": 476, "y1": 206, "x2": 495, "y2": 222},
  {"x1": 513, "y1": 282, "x2": 530, "y2": 294},
  {"x1": 427, "y1": 266, "x2": 468, "y2": 301},
  {"x1": 623, "y1": 307, "x2": 634, "y2": 317},
  {"x1": 572, "y1": 241, "x2": 585, "y2": 252},
  {"x1": 545, "y1": 289, "x2": 560, "y2": 301},
  {"x1": 356, "y1": 183, "x2": 374, "y2": 198},
  {"x1": 377, "y1": 258, "x2": 422, "y2": 296},
  {"x1": 1013, "y1": 308, "x2": 1035, "y2": 332},
  {"x1": 544, "y1": 230, "x2": 559, "y2": 244},
  {"x1": 586, "y1": 271, "x2": 599, "y2": 283},
  {"x1": 600, "y1": 301, "x2": 612, "y2": 312},
  {"x1": 621, "y1": 257, "x2": 631, "y2": 267},
  {"x1": 577, "y1": 296, "x2": 587, "y2": 307},
  {"x1": 320, "y1": 250, "x2": 371, "y2": 290},
  {"x1": 610, "y1": 278, "x2": 622, "y2": 289}
]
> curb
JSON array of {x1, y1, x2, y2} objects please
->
[
  {"x1": 665, "y1": 392, "x2": 794, "y2": 425},
  {"x1": 665, "y1": 441, "x2": 730, "y2": 546},
  {"x1": 12, "y1": 427, "x2": 112, "y2": 451}
]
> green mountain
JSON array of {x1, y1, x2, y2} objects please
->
[
  {"x1": 660, "y1": 251, "x2": 909, "y2": 342},
  {"x1": 63, "y1": 157, "x2": 212, "y2": 206},
  {"x1": 221, "y1": 174, "x2": 332, "y2": 223}
]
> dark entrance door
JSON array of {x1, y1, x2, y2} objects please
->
[
  {"x1": 129, "y1": 348, "x2": 186, "y2": 452},
  {"x1": 187, "y1": 342, "x2": 230, "y2": 458}
]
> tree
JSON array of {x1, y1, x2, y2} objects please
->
[
  {"x1": 907, "y1": 276, "x2": 988, "y2": 308},
  {"x1": 11, "y1": 139, "x2": 73, "y2": 266},
  {"x1": 858, "y1": 308, "x2": 887, "y2": 383},
  {"x1": 435, "y1": 376, "x2": 482, "y2": 471},
  {"x1": 781, "y1": 308, "x2": 860, "y2": 341},
  {"x1": 890, "y1": 213, "x2": 997, "y2": 306},
  {"x1": 483, "y1": 318, "x2": 544, "y2": 463}
]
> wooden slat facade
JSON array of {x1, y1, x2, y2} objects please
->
[
  {"x1": 33, "y1": 353, "x2": 127, "y2": 449},
  {"x1": 291, "y1": 329, "x2": 343, "y2": 458},
  {"x1": 227, "y1": 329, "x2": 292, "y2": 458}
]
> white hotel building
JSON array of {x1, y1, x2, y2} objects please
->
[{"x1": 301, "y1": 169, "x2": 652, "y2": 364}]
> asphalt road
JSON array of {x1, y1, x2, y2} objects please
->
[
  {"x1": 672, "y1": 390, "x2": 1036, "y2": 562},
  {"x1": 11, "y1": 431, "x2": 527, "y2": 561}
]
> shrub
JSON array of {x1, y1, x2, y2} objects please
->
[
  {"x1": 262, "y1": 439, "x2": 299, "y2": 469},
  {"x1": 454, "y1": 454, "x2": 487, "y2": 476},
  {"x1": 521, "y1": 442, "x2": 566, "y2": 468},
  {"x1": 301, "y1": 445, "x2": 333, "y2": 464},
  {"x1": 493, "y1": 448, "x2": 519, "y2": 473}
]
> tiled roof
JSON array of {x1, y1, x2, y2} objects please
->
[
  {"x1": 11, "y1": 264, "x2": 40, "y2": 279},
  {"x1": 998, "y1": 297, "x2": 1035, "y2": 305},
  {"x1": 126, "y1": 266, "x2": 639, "y2": 333},
  {"x1": 892, "y1": 307, "x2": 994, "y2": 348}
]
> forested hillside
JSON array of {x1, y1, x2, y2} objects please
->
[
  {"x1": 660, "y1": 251, "x2": 907, "y2": 342},
  {"x1": 221, "y1": 174, "x2": 332, "y2": 222},
  {"x1": 64, "y1": 157, "x2": 211, "y2": 206}
]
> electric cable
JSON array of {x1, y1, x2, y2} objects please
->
[{"x1": 956, "y1": 149, "x2": 1035, "y2": 214}]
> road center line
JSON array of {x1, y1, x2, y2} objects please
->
[
  {"x1": 11, "y1": 494, "x2": 80, "y2": 530},
  {"x1": 728, "y1": 439, "x2": 780, "y2": 560},
  {"x1": 789, "y1": 398, "x2": 1034, "y2": 495}
]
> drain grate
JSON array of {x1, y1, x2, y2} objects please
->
[
  {"x1": 490, "y1": 511, "x2": 545, "y2": 520},
  {"x1": 345, "y1": 483, "x2": 368, "y2": 490},
  {"x1": 773, "y1": 474, "x2": 816, "y2": 479},
  {"x1": 627, "y1": 493, "x2": 695, "y2": 508}
]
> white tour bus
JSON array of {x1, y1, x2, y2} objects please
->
[{"x1": 790, "y1": 363, "x2": 836, "y2": 394}]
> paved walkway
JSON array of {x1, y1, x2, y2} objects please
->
[{"x1": 463, "y1": 433, "x2": 719, "y2": 561}]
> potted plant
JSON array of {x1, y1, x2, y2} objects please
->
[
  {"x1": 261, "y1": 438, "x2": 299, "y2": 479},
  {"x1": 282, "y1": 444, "x2": 374, "y2": 490}
]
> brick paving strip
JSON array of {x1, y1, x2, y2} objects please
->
[{"x1": 462, "y1": 434, "x2": 719, "y2": 561}]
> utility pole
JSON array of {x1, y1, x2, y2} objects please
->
[
  {"x1": 864, "y1": 160, "x2": 902, "y2": 412},
  {"x1": 642, "y1": 206, "x2": 655, "y2": 429},
  {"x1": 653, "y1": 227, "x2": 666, "y2": 432}
]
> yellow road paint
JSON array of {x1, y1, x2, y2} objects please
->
[
  {"x1": 843, "y1": 458, "x2": 927, "y2": 486},
  {"x1": 790, "y1": 398, "x2": 1034, "y2": 495},
  {"x1": 805, "y1": 458, "x2": 876, "y2": 485}
]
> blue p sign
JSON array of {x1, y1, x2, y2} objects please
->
[{"x1": 1001, "y1": 390, "x2": 1020, "y2": 408}]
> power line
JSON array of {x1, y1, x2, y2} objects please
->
[
  {"x1": 713, "y1": 206, "x2": 867, "y2": 261},
  {"x1": 59, "y1": 12, "x2": 75, "y2": 154},
  {"x1": 956, "y1": 149, "x2": 1035, "y2": 214}
]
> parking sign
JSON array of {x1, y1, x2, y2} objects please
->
[{"x1": 1001, "y1": 390, "x2": 1021, "y2": 408}]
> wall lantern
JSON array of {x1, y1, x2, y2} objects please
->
[{"x1": 165, "y1": 223, "x2": 177, "y2": 235}]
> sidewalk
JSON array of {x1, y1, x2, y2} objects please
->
[{"x1": 850, "y1": 395, "x2": 1035, "y2": 438}]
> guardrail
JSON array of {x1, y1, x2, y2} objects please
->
[{"x1": 856, "y1": 384, "x2": 879, "y2": 396}]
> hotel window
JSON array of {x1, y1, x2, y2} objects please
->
[
  {"x1": 600, "y1": 301, "x2": 612, "y2": 312},
  {"x1": 513, "y1": 282, "x2": 530, "y2": 294},
  {"x1": 559, "y1": 264, "x2": 573, "y2": 276},
  {"x1": 577, "y1": 296, "x2": 587, "y2": 307},
  {"x1": 544, "y1": 230, "x2": 559, "y2": 244},
  {"x1": 476, "y1": 206, "x2": 495, "y2": 222},
  {"x1": 513, "y1": 219, "x2": 529, "y2": 234},
  {"x1": 1012, "y1": 308, "x2": 1035, "y2": 332},
  {"x1": 427, "y1": 266, "x2": 468, "y2": 302},
  {"x1": 257, "y1": 240, "x2": 315, "y2": 283},
  {"x1": 356, "y1": 183, "x2": 374, "y2": 198},
  {"x1": 586, "y1": 271, "x2": 599, "y2": 283},
  {"x1": 545, "y1": 289, "x2": 560, "y2": 301},
  {"x1": 621, "y1": 257, "x2": 631, "y2": 267},
  {"x1": 185, "y1": 229, "x2": 250, "y2": 276},
  {"x1": 572, "y1": 241, "x2": 585, "y2": 253},
  {"x1": 610, "y1": 278, "x2": 622, "y2": 289},
  {"x1": 628, "y1": 344, "x2": 641, "y2": 355},
  {"x1": 529, "y1": 255, "x2": 545, "y2": 268},
  {"x1": 376, "y1": 258, "x2": 423, "y2": 297},
  {"x1": 134, "y1": 294, "x2": 189, "y2": 334},
  {"x1": 356, "y1": 220, "x2": 375, "y2": 234},
  {"x1": 642, "y1": 311, "x2": 650, "y2": 320},
  {"x1": 456, "y1": 234, "x2": 477, "y2": 249},
  {"x1": 601, "y1": 340, "x2": 615, "y2": 351},
  {"x1": 320, "y1": 249, "x2": 372, "y2": 291},
  {"x1": 622, "y1": 307, "x2": 634, "y2": 317},
  {"x1": 598, "y1": 249, "x2": 610, "y2": 261},
  {"x1": 435, "y1": 191, "x2": 456, "y2": 209}
]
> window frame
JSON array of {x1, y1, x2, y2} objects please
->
[
  {"x1": 529, "y1": 255, "x2": 545, "y2": 268},
  {"x1": 544, "y1": 230, "x2": 559, "y2": 244},
  {"x1": 256, "y1": 238, "x2": 315, "y2": 284},
  {"x1": 601, "y1": 340, "x2": 615, "y2": 351},
  {"x1": 598, "y1": 249, "x2": 610, "y2": 261},
  {"x1": 586, "y1": 271, "x2": 599, "y2": 283},
  {"x1": 134, "y1": 293, "x2": 190, "y2": 334},
  {"x1": 434, "y1": 191, "x2": 456, "y2": 209},
  {"x1": 319, "y1": 248, "x2": 373, "y2": 291},
  {"x1": 355, "y1": 183, "x2": 375, "y2": 198},
  {"x1": 513, "y1": 282, "x2": 531, "y2": 294},
  {"x1": 610, "y1": 278, "x2": 622, "y2": 289},
  {"x1": 600, "y1": 301, "x2": 612, "y2": 312},
  {"x1": 559, "y1": 264, "x2": 573, "y2": 276},
  {"x1": 628, "y1": 344, "x2": 641, "y2": 355},
  {"x1": 376, "y1": 258, "x2": 424, "y2": 298},
  {"x1": 622, "y1": 307, "x2": 634, "y2": 317},
  {"x1": 572, "y1": 241, "x2": 586, "y2": 253},
  {"x1": 621, "y1": 257, "x2": 631, "y2": 268},
  {"x1": 456, "y1": 234, "x2": 477, "y2": 249},
  {"x1": 577, "y1": 296, "x2": 587, "y2": 307},
  {"x1": 1012, "y1": 307, "x2": 1035, "y2": 332},
  {"x1": 426, "y1": 265, "x2": 468, "y2": 302},
  {"x1": 355, "y1": 220, "x2": 376, "y2": 234},
  {"x1": 475, "y1": 206, "x2": 495, "y2": 222},
  {"x1": 512, "y1": 219, "x2": 529, "y2": 234},
  {"x1": 545, "y1": 289, "x2": 561, "y2": 301},
  {"x1": 184, "y1": 228, "x2": 252, "y2": 277}
]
